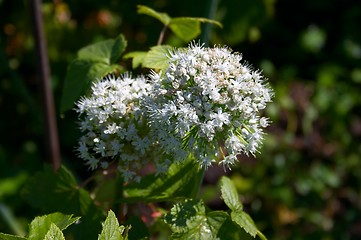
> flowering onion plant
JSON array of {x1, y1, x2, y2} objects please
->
[
  {"x1": 7, "y1": 5, "x2": 273, "y2": 240},
  {"x1": 75, "y1": 43, "x2": 273, "y2": 182}
]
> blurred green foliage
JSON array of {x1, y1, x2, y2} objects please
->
[{"x1": 1, "y1": 0, "x2": 361, "y2": 239}]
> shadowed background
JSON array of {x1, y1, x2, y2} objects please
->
[{"x1": 1, "y1": 0, "x2": 361, "y2": 239}]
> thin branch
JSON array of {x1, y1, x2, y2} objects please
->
[
  {"x1": 157, "y1": 25, "x2": 168, "y2": 45},
  {"x1": 31, "y1": 0, "x2": 61, "y2": 172}
]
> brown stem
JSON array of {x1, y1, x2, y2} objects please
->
[
  {"x1": 31, "y1": 0, "x2": 61, "y2": 172},
  {"x1": 157, "y1": 24, "x2": 168, "y2": 45}
]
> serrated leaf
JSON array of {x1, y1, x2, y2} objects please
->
[
  {"x1": 61, "y1": 34, "x2": 126, "y2": 113},
  {"x1": 165, "y1": 199, "x2": 228, "y2": 240},
  {"x1": 137, "y1": 5, "x2": 171, "y2": 25},
  {"x1": 43, "y1": 223, "x2": 65, "y2": 240},
  {"x1": 165, "y1": 199, "x2": 202, "y2": 230},
  {"x1": 110, "y1": 34, "x2": 127, "y2": 64},
  {"x1": 123, "y1": 159, "x2": 201, "y2": 203},
  {"x1": 60, "y1": 59, "x2": 121, "y2": 112},
  {"x1": 220, "y1": 176, "x2": 243, "y2": 212},
  {"x1": 0, "y1": 233, "x2": 26, "y2": 240},
  {"x1": 77, "y1": 34, "x2": 126, "y2": 65},
  {"x1": 169, "y1": 17, "x2": 222, "y2": 42},
  {"x1": 231, "y1": 211, "x2": 258, "y2": 238},
  {"x1": 205, "y1": 211, "x2": 230, "y2": 236},
  {"x1": 142, "y1": 45, "x2": 172, "y2": 70},
  {"x1": 123, "y1": 51, "x2": 147, "y2": 69},
  {"x1": 78, "y1": 39, "x2": 115, "y2": 64},
  {"x1": 217, "y1": 217, "x2": 250, "y2": 240},
  {"x1": 98, "y1": 210, "x2": 125, "y2": 240},
  {"x1": 22, "y1": 165, "x2": 104, "y2": 240},
  {"x1": 28, "y1": 212, "x2": 79, "y2": 240}
]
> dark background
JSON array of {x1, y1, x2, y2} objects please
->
[{"x1": 1, "y1": 0, "x2": 361, "y2": 239}]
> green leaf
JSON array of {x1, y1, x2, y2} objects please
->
[
  {"x1": 217, "y1": 217, "x2": 251, "y2": 240},
  {"x1": 98, "y1": 210, "x2": 126, "y2": 240},
  {"x1": 60, "y1": 34, "x2": 126, "y2": 113},
  {"x1": 123, "y1": 51, "x2": 147, "y2": 69},
  {"x1": 123, "y1": 159, "x2": 201, "y2": 203},
  {"x1": 0, "y1": 233, "x2": 26, "y2": 240},
  {"x1": 28, "y1": 212, "x2": 79, "y2": 240},
  {"x1": 22, "y1": 165, "x2": 104, "y2": 240},
  {"x1": 142, "y1": 45, "x2": 172, "y2": 70},
  {"x1": 77, "y1": 34, "x2": 127, "y2": 65},
  {"x1": 169, "y1": 17, "x2": 222, "y2": 42},
  {"x1": 231, "y1": 211, "x2": 258, "y2": 238},
  {"x1": 164, "y1": 199, "x2": 228, "y2": 240},
  {"x1": 137, "y1": 5, "x2": 221, "y2": 42},
  {"x1": 124, "y1": 45, "x2": 173, "y2": 70},
  {"x1": 220, "y1": 176, "x2": 243, "y2": 212},
  {"x1": 43, "y1": 223, "x2": 65, "y2": 240},
  {"x1": 220, "y1": 177, "x2": 267, "y2": 239},
  {"x1": 110, "y1": 34, "x2": 127, "y2": 64},
  {"x1": 169, "y1": 18, "x2": 200, "y2": 42},
  {"x1": 60, "y1": 59, "x2": 121, "y2": 112},
  {"x1": 191, "y1": 17, "x2": 222, "y2": 28},
  {"x1": 137, "y1": 5, "x2": 171, "y2": 25}
]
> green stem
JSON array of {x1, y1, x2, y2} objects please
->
[
  {"x1": 0, "y1": 204, "x2": 26, "y2": 236},
  {"x1": 201, "y1": 0, "x2": 219, "y2": 46},
  {"x1": 195, "y1": 167, "x2": 206, "y2": 199}
]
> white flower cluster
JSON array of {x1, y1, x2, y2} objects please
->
[
  {"x1": 75, "y1": 74, "x2": 154, "y2": 182},
  {"x1": 146, "y1": 43, "x2": 273, "y2": 169},
  {"x1": 75, "y1": 43, "x2": 273, "y2": 180}
]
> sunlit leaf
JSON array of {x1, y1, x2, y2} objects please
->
[
  {"x1": 137, "y1": 5, "x2": 171, "y2": 25},
  {"x1": 220, "y1": 176, "x2": 243, "y2": 212},
  {"x1": 164, "y1": 199, "x2": 228, "y2": 239},
  {"x1": 43, "y1": 223, "x2": 65, "y2": 240},
  {"x1": 123, "y1": 51, "x2": 147, "y2": 69},
  {"x1": 169, "y1": 18, "x2": 200, "y2": 42},
  {"x1": 231, "y1": 211, "x2": 258, "y2": 238},
  {"x1": 28, "y1": 212, "x2": 79, "y2": 240},
  {"x1": 168, "y1": 17, "x2": 221, "y2": 42},
  {"x1": 142, "y1": 45, "x2": 172, "y2": 70},
  {"x1": 98, "y1": 210, "x2": 127, "y2": 240},
  {"x1": 123, "y1": 159, "x2": 202, "y2": 203}
]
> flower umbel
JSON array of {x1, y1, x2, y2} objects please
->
[
  {"x1": 75, "y1": 73, "x2": 154, "y2": 182},
  {"x1": 75, "y1": 43, "x2": 273, "y2": 179},
  {"x1": 146, "y1": 43, "x2": 273, "y2": 169}
]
